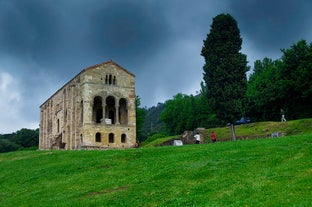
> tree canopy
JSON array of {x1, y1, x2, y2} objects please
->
[
  {"x1": 160, "y1": 93, "x2": 214, "y2": 135},
  {"x1": 201, "y1": 13, "x2": 249, "y2": 125},
  {"x1": 135, "y1": 96, "x2": 146, "y2": 142},
  {"x1": 247, "y1": 40, "x2": 312, "y2": 120},
  {"x1": 0, "y1": 128, "x2": 39, "y2": 153}
]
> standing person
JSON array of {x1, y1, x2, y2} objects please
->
[
  {"x1": 194, "y1": 132, "x2": 200, "y2": 144},
  {"x1": 211, "y1": 131, "x2": 216, "y2": 143},
  {"x1": 281, "y1": 109, "x2": 286, "y2": 122}
]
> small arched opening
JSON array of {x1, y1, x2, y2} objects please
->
[
  {"x1": 121, "y1": 134, "x2": 126, "y2": 143},
  {"x1": 109, "y1": 133, "x2": 114, "y2": 143},
  {"x1": 95, "y1": 132, "x2": 101, "y2": 142},
  {"x1": 80, "y1": 100, "x2": 83, "y2": 125},
  {"x1": 57, "y1": 119, "x2": 60, "y2": 133}
]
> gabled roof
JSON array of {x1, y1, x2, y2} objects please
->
[
  {"x1": 83, "y1": 60, "x2": 135, "y2": 77},
  {"x1": 40, "y1": 60, "x2": 135, "y2": 107}
]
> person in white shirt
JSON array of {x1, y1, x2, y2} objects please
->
[{"x1": 194, "y1": 132, "x2": 201, "y2": 144}]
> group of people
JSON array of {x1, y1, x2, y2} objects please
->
[
  {"x1": 194, "y1": 109, "x2": 286, "y2": 144},
  {"x1": 194, "y1": 131, "x2": 216, "y2": 144}
]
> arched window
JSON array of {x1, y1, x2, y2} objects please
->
[
  {"x1": 109, "y1": 133, "x2": 114, "y2": 143},
  {"x1": 105, "y1": 96, "x2": 116, "y2": 124},
  {"x1": 57, "y1": 119, "x2": 60, "y2": 133},
  {"x1": 80, "y1": 100, "x2": 83, "y2": 125},
  {"x1": 109, "y1": 75, "x2": 112, "y2": 85},
  {"x1": 113, "y1": 76, "x2": 116, "y2": 85},
  {"x1": 93, "y1": 96, "x2": 103, "y2": 123},
  {"x1": 119, "y1": 98, "x2": 128, "y2": 125},
  {"x1": 95, "y1": 132, "x2": 101, "y2": 142},
  {"x1": 121, "y1": 134, "x2": 126, "y2": 143}
]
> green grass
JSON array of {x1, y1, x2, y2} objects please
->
[
  {"x1": 203, "y1": 118, "x2": 312, "y2": 142},
  {"x1": 140, "y1": 119, "x2": 312, "y2": 147},
  {"x1": 141, "y1": 135, "x2": 179, "y2": 147},
  {"x1": 1, "y1": 134, "x2": 312, "y2": 206}
]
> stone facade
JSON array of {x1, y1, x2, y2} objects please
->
[{"x1": 39, "y1": 60, "x2": 136, "y2": 150}]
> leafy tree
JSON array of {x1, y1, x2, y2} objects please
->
[
  {"x1": 198, "y1": 82, "x2": 217, "y2": 127},
  {"x1": 247, "y1": 40, "x2": 312, "y2": 121},
  {"x1": 160, "y1": 93, "x2": 214, "y2": 135},
  {"x1": 0, "y1": 134, "x2": 14, "y2": 140},
  {"x1": 160, "y1": 93, "x2": 192, "y2": 135},
  {"x1": 141, "y1": 103, "x2": 166, "y2": 139},
  {"x1": 135, "y1": 96, "x2": 146, "y2": 142},
  {"x1": 279, "y1": 40, "x2": 312, "y2": 119},
  {"x1": 201, "y1": 13, "x2": 249, "y2": 125},
  {"x1": 11, "y1": 128, "x2": 39, "y2": 149},
  {"x1": 0, "y1": 128, "x2": 39, "y2": 153},
  {"x1": 247, "y1": 58, "x2": 284, "y2": 121},
  {"x1": 160, "y1": 93, "x2": 184, "y2": 135},
  {"x1": 0, "y1": 139, "x2": 19, "y2": 153}
]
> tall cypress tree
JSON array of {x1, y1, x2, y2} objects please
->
[{"x1": 201, "y1": 13, "x2": 249, "y2": 125}]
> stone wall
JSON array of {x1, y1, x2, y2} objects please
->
[{"x1": 39, "y1": 61, "x2": 136, "y2": 150}]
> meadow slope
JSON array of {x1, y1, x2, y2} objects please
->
[{"x1": 0, "y1": 134, "x2": 311, "y2": 206}]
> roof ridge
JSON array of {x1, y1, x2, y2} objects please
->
[{"x1": 83, "y1": 60, "x2": 135, "y2": 77}]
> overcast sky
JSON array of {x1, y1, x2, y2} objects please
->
[{"x1": 1, "y1": 0, "x2": 311, "y2": 133}]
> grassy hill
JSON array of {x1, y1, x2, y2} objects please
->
[
  {"x1": 210, "y1": 118, "x2": 312, "y2": 141},
  {"x1": 142, "y1": 119, "x2": 312, "y2": 147},
  {"x1": 1, "y1": 133, "x2": 311, "y2": 206}
]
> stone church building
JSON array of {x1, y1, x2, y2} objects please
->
[{"x1": 39, "y1": 60, "x2": 136, "y2": 150}]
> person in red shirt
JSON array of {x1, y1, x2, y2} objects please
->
[{"x1": 211, "y1": 131, "x2": 216, "y2": 143}]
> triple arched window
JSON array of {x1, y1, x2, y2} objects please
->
[
  {"x1": 105, "y1": 74, "x2": 116, "y2": 85},
  {"x1": 92, "y1": 96, "x2": 128, "y2": 125}
]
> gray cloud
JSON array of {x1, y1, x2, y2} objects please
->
[
  {"x1": 0, "y1": 0, "x2": 311, "y2": 133},
  {"x1": 229, "y1": 0, "x2": 312, "y2": 53},
  {"x1": 0, "y1": 1, "x2": 61, "y2": 63}
]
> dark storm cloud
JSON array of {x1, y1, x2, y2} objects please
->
[
  {"x1": 87, "y1": 1, "x2": 170, "y2": 66},
  {"x1": 0, "y1": 1, "x2": 61, "y2": 67},
  {"x1": 0, "y1": 0, "x2": 311, "y2": 133},
  {"x1": 0, "y1": 0, "x2": 171, "y2": 73},
  {"x1": 229, "y1": 0, "x2": 312, "y2": 53}
]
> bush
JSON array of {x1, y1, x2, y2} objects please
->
[{"x1": 0, "y1": 139, "x2": 20, "y2": 153}]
